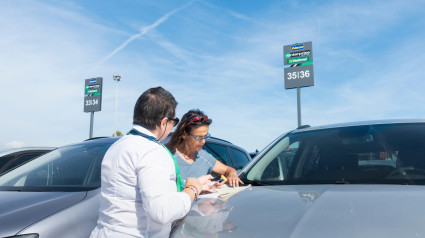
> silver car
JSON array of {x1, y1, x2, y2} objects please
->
[
  {"x1": 0, "y1": 135, "x2": 250, "y2": 238},
  {"x1": 171, "y1": 119, "x2": 425, "y2": 237},
  {"x1": 0, "y1": 138, "x2": 117, "y2": 238}
]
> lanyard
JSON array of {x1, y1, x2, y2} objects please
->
[{"x1": 127, "y1": 129, "x2": 184, "y2": 192}]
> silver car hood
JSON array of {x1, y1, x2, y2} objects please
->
[
  {"x1": 0, "y1": 191, "x2": 87, "y2": 237},
  {"x1": 172, "y1": 184, "x2": 425, "y2": 238}
]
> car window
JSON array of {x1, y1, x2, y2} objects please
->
[
  {"x1": 260, "y1": 142, "x2": 298, "y2": 181},
  {"x1": 0, "y1": 155, "x2": 14, "y2": 170},
  {"x1": 229, "y1": 148, "x2": 250, "y2": 170},
  {"x1": 203, "y1": 143, "x2": 233, "y2": 167},
  {"x1": 0, "y1": 142, "x2": 111, "y2": 191},
  {"x1": 1, "y1": 152, "x2": 45, "y2": 174},
  {"x1": 244, "y1": 123, "x2": 425, "y2": 185},
  {"x1": 247, "y1": 136, "x2": 293, "y2": 181}
]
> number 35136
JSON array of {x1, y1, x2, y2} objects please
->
[{"x1": 287, "y1": 70, "x2": 310, "y2": 80}]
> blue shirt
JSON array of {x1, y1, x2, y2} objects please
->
[{"x1": 174, "y1": 149, "x2": 217, "y2": 181}]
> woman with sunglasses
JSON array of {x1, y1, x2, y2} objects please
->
[{"x1": 167, "y1": 109, "x2": 243, "y2": 187}]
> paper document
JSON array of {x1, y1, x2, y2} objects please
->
[
  {"x1": 214, "y1": 184, "x2": 252, "y2": 200},
  {"x1": 198, "y1": 184, "x2": 252, "y2": 200}
]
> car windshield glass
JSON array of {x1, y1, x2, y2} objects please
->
[
  {"x1": 243, "y1": 123, "x2": 425, "y2": 185},
  {"x1": 0, "y1": 141, "x2": 112, "y2": 191}
]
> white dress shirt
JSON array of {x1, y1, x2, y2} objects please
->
[{"x1": 90, "y1": 125, "x2": 191, "y2": 238}]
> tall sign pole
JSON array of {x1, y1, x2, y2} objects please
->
[
  {"x1": 283, "y1": 41, "x2": 314, "y2": 127},
  {"x1": 84, "y1": 77, "x2": 103, "y2": 138},
  {"x1": 113, "y1": 75, "x2": 121, "y2": 137}
]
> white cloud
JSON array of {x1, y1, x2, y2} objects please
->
[
  {"x1": 5, "y1": 141, "x2": 25, "y2": 148},
  {"x1": 95, "y1": 0, "x2": 196, "y2": 69}
]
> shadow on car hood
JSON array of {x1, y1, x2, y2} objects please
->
[
  {"x1": 171, "y1": 184, "x2": 425, "y2": 238},
  {"x1": 0, "y1": 191, "x2": 87, "y2": 237}
]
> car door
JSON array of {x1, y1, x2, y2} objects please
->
[{"x1": 203, "y1": 142, "x2": 234, "y2": 168}]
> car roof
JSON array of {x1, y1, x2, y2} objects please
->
[
  {"x1": 292, "y1": 119, "x2": 425, "y2": 133},
  {"x1": 250, "y1": 119, "x2": 425, "y2": 163},
  {"x1": 207, "y1": 136, "x2": 232, "y2": 144},
  {"x1": 75, "y1": 137, "x2": 120, "y2": 145},
  {"x1": 84, "y1": 134, "x2": 249, "y2": 154},
  {"x1": 0, "y1": 147, "x2": 56, "y2": 157},
  {"x1": 206, "y1": 137, "x2": 248, "y2": 153}
]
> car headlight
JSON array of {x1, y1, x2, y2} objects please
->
[{"x1": 4, "y1": 234, "x2": 39, "y2": 238}]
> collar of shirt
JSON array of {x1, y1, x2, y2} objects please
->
[{"x1": 132, "y1": 125, "x2": 157, "y2": 140}]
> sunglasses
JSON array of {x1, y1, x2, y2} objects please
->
[
  {"x1": 168, "y1": 117, "x2": 180, "y2": 127},
  {"x1": 185, "y1": 115, "x2": 209, "y2": 127},
  {"x1": 189, "y1": 133, "x2": 211, "y2": 142}
]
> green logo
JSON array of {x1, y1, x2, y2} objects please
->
[
  {"x1": 287, "y1": 56, "x2": 309, "y2": 64},
  {"x1": 285, "y1": 53, "x2": 291, "y2": 58},
  {"x1": 86, "y1": 89, "x2": 99, "y2": 94}
]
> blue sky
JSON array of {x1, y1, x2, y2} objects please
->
[{"x1": 2, "y1": 0, "x2": 425, "y2": 152}]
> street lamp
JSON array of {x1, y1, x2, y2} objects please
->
[{"x1": 113, "y1": 74, "x2": 122, "y2": 137}]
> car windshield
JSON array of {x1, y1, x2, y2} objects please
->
[
  {"x1": 0, "y1": 140, "x2": 112, "y2": 192},
  {"x1": 243, "y1": 123, "x2": 425, "y2": 185}
]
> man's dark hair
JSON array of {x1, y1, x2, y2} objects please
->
[{"x1": 133, "y1": 87, "x2": 177, "y2": 130}]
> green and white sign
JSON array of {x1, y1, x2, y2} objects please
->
[
  {"x1": 84, "y1": 77, "x2": 103, "y2": 112},
  {"x1": 287, "y1": 56, "x2": 310, "y2": 64},
  {"x1": 283, "y1": 41, "x2": 314, "y2": 89}
]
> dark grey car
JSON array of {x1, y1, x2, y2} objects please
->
[{"x1": 171, "y1": 119, "x2": 425, "y2": 238}]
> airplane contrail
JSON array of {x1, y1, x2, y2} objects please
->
[{"x1": 95, "y1": 0, "x2": 196, "y2": 69}]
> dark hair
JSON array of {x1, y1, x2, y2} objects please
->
[
  {"x1": 133, "y1": 87, "x2": 178, "y2": 130},
  {"x1": 166, "y1": 109, "x2": 212, "y2": 150}
]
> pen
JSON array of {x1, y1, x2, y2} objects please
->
[
  {"x1": 209, "y1": 175, "x2": 228, "y2": 186},
  {"x1": 219, "y1": 175, "x2": 227, "y2": 183}
]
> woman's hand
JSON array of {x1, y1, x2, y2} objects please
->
[
  {"x1": 211, "y1": 161, "x2": 244, "y2": 187},
  {"x1": 225, "y1": 168, "x2": 244, "y2": 187}
]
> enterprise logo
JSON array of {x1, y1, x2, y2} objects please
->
[
  {"x1": 291, "y1": 44, "x2": 304, "y2": 51},
  {"x1": 86, "y1": 84, "x2": 100, "y2": 89},
  {"x1": 89, "y1": 79, "x2": 98, "y2": 84},
  {"x1": 285, "y1": 50, "x2": 311, "y2": 58}
]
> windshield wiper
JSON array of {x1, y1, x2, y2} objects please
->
[
  {"x1": 335, "y1": 179, "x2": 350, "y2": 184},
  {"x1": 2, "y1": 188, "x2": 44, "y2": 192},
  {"x1": 241, "y1": 179, "x2": 269, "y2": 186}
]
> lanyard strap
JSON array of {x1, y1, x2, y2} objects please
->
[
  {"x1": 127, "y1": 129, "x2": 184, "y2": 192},
  {"x1": 161, "y1": 145, "x2": 184, "y2": 192},
  {"x1": 128, "y1": 129, "x2": 158, "y2": 142}
]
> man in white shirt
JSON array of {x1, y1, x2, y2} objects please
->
[{"x1": 90, "y1": 87, "x2": 212, "y2": 238}]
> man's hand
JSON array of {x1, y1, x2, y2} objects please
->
[{"x1": 196, "y1": 174, "x2": 215, "y2": 192}]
